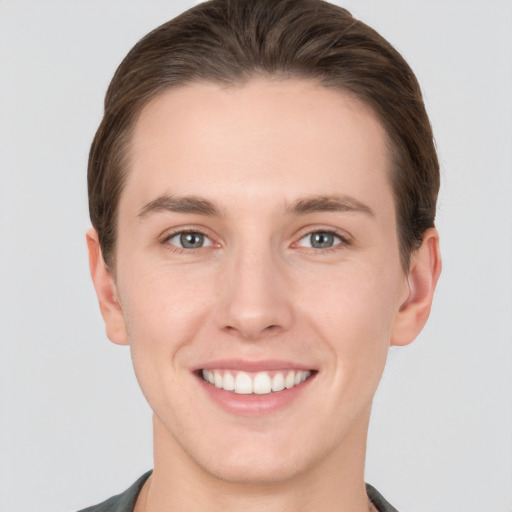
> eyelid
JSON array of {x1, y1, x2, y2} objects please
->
[
  {"x1": 297, "y1": 232, "x2": 342, "y2": 248},
  {"x1": 168, "y1": 231, "x2": 213, "y2": 248},
  {"x1": 292, "y1": 226, "x2": 352, "y2": 250},
  {"x1": 160, "y1": 226, "x2": 219, "y2": 251}
]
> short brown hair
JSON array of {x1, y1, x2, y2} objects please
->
[{"x1": 88, "y1": 0, "x2": 439, "y2": 270}]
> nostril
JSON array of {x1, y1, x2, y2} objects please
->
[{"x1": 222, "y1": 322, "x2": 282, "y2": 340}]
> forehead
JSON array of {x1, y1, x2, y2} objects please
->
[{"x1": 124, "y1": 78, "x2": 393, "y2": 216}]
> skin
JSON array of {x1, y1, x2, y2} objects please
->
[{"x1": 88, "y1": 78, "x2": 441, "y2": 512}]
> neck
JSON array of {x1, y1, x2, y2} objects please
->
[{"x1": 141, "y1": 411, "x2": 372, "y2": 512}]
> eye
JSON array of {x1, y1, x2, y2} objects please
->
[
  {"x1": 166, "y1": 231, "x2": 213, "y2": 249},
  {"x1": 297, "y1": 231, "x2": 344, "y2": 249}
]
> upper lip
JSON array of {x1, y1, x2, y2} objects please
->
[{"x1": 194, "y1": 359, "x2": 315, "y2": 372}]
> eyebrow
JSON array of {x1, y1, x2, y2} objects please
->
[
  {"x1": 138, "y1": 195, "x2": 221, "y2": 218},
  {"x1": 287, "y1": 195, "x2": 375, "y2": 217},
  {"x1": 137, "y1": 193, "x2": 374, "y2": 219}
]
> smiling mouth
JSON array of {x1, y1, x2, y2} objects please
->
[{"x1": 200, "y1": 369, "x2": 314, "y2": 395}]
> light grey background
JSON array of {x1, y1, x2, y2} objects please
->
[{"x1": 0, "y1": 1, "x2": 510, "y2": 511}]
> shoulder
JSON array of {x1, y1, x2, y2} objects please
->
[
  {"x1": 366, "y1": 483, "x2": 400, "y2": 512},
  {"x1": 76, "y1": 471, "x2": 152, "y2": 512}
]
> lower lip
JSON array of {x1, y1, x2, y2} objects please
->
[{"x1": 197, "y1": 373, "x2": 315, "y2": 417}]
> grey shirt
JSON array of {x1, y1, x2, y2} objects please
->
[{"x1": 77, "y1": 471, "x2": 399, "y2": 512}]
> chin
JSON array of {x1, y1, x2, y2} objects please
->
[
  {"x1": 185, "y1": 422, "x2": 338, "y2": 487},
  {"x1": 199, "y1": 450, "x2": 308, "y2": 485}
]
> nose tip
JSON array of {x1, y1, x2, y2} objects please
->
[{"x1": 215, "y1": 252, "x2": 293, "y2": 341}]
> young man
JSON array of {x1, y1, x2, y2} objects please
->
[{"x1": 82, "y1": 0, "x2": 441, "y2": 510}]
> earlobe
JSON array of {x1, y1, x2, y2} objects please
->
[
  {"x1": 86, "y1": 228, "x2": 129, "y2": 345},
  {"x1": 391, "y1": 228, "x2": 442, "y2": 346}
]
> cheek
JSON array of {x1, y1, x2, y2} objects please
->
[
  {"x1": 300, "y1": 258, "x2": 402, "y2": 333},
  {"x1": 297, "y1": 262, "x2": 402, "y2": 384},
  {"x1": 119, "y1": 266, "x2": 218, "y2": 409},
  {"x1": 117, "y1": 262, "x2": 217, "y2": 357}
]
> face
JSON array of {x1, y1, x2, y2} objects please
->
[{"x1": 107, "y1": 79, "x2": 412, "y2": 483}]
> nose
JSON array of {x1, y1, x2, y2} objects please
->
[{"x1": 214, "y1": 244, "x2": 293, "y2": 340}]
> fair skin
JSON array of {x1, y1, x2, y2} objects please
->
[{"x1": 88, "y1": 78, "x2": 441, "y2": 512}]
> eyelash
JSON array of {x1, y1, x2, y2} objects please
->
[
  {"x1": 161, "y1": 228, "x2": 351, "y2": 254},
  {"x1": 162, "y1": 229, "x2": 215, "y2": 254},
  {"x1": 295, "y1": 229, "x2": 350, "y2": 252}
]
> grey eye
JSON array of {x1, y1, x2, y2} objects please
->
[
  {"x1": 168, "y1": 232, "x2": 212, "y2": 249},
  {"x1": 298, "y1": 231, "x2": 341, "y2": 249}
]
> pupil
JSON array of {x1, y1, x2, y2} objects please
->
[
  {"x1": 180, "y1": 233, "x2": 204, "y2": 248},
  {"x1": 311, "y1": 232, "x2": 334, "y2": 248}
]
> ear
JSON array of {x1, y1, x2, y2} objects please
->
[
  {"x1": 86, "y1": 227, "x2": 128, "y2": 345},
  {"x1": 391, "y1": 228, "x2": 442, "y2": 346}
]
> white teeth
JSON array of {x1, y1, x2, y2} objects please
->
[
  {"x1": 271, "y1": 372, "x2": 285, "y2": 392},
  {"x1": 253, "y1": 372, "x2": 272, "y2": 394},
  {"x1": 223, "y1": 372, "x2": 235, "y2": 391},
  {"x1": 234, "y1": 372, "x2": 253, "y2": 394},
  {"x1": 201, "y1": 369, "x2": 312, "y2": 395},
  {"x1": 214, "y1": 371, "x2": 223, "y2": 388}
]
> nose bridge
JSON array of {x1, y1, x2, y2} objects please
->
[{"x1": 216, "y1": 236, "x2": 292, "y2": 339}]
